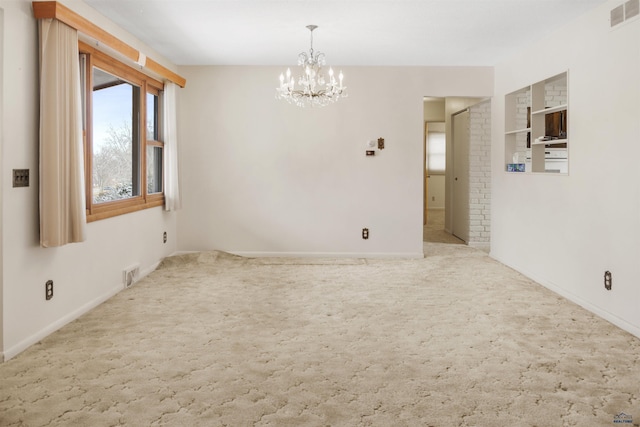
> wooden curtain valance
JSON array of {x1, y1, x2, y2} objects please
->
[{"x1": 32, "y1": 1, "x2": 186, "y2": 88}]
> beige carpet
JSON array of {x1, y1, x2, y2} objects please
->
[
  {"x1": 424, "y1": 209, "x2": 464, "y2": 245},
  {"x1": 1, "y1": 246, "x2": 640, "y2": 426}
]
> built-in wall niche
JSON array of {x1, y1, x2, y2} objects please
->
[{"x1": 505, "y1": 71, "x2": 568, "y2": 174}]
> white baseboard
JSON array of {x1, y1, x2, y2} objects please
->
[
  {"x1": 490, "y1": 254, "x2": 640, "y2": 340},
  {"x1": 3, "y1": 248, "x2": 424, "y2": 362},
  {"x1": 3, "y1": 259, "x2": 162, "y2": 362},
  {"x1": 139, "y1": 261, "x2": 160, "y2": 279},
  {"x1": 468, "y1": 242, "x2": 491, "y2": 252},
  {"x1": 170, "y1": 250, "x2": 200, "y2": 256},
  {"x1": 3, "y1": 284, "x2": 122, "y2": 361},
  {"x1": 171, "y1": 250, "x2": 424, "y2": 259},
  {"x1": 230, "y1": 251, "x2": 425, "y2": 259}
]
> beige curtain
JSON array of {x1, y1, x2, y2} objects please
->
[
  {"x1": 38, "y1": 19, "x2": 86, "y2": 247},
  {"x1": 163, "y1": 82, "x2": 181, "y2": 211}
]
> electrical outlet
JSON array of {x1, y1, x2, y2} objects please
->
[
  {"x1": 45, "y1": 280, "x2": 53, "y2": 300},
  {"x1": 163, "y1": 231, "x2": 167, "y2": 243},
  {"x1": 13, "y1": 169, "x2": 29, "y2": 187},
  {"x1": 362, "y1": 228, "x2": 369, "y2": 240},
  {"x1": 604, "y1": 271, "x2": 612, "y2": 290}
]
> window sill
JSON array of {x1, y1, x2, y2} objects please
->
[{"x1": 87, "y1": 196, "x2": 165, "y2": 223}]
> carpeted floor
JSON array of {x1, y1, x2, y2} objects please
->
[
  {"x1": 1, "y1": 243, "x2": 639, "y2": 426},
  {"x1": 423, "y1": 209, "x2": 465, "y2": 245}
]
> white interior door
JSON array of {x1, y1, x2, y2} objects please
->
[{"x1": 452, "y1": 109, "x2": 470, "y2": 243}]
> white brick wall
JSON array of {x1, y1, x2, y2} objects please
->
[
  {"x1": 514, "y1": 91, "x2": 530, "y2": 163},
  {"x1": 468, "y1": 101, "x2": 491, "y2": 244},
  {"x1": 545, "y1": 83, "x2": 567, "y2": 108},
  {"x1": 515, "y1": 90, "x2": 530, "y2": 131}
]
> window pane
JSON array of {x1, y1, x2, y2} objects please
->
[
  {"x1": 147, "y1": 145, "x2": 163, "y2": 194},
  {"x1": 92, "y1": 68, "x2": 141, "y2": 204},
  {"x1": 147, "y1": 92, "x2": 158, "y2": 141},
  {"x1": 427, "y1": 131, "x2": 446, "y2": 174}
]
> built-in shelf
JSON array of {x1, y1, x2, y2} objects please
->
[
  {"x1": 504, "y1": 71, "x2": 569, "y2": 174},
  {"x1": 532, "y1": 104, "x2": 568, "y2": 116},
  {"x1": 505, "y1": 128, "x2": 531, "y2": 135},
  {"x1": 531, "y1": 138, "x2": 568, "y2": 146}
]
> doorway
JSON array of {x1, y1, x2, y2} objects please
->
[
  {"x1": 423, "y1": 97, "x2": 491, "y2": 248},
  {"x1": 423, "y1": 96, "x2": 463, "y2": 244},
  {"x1": 424, "y1": 121, "x2": 458, "y2": 244}
]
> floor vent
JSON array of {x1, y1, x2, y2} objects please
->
[
  {"x1": 123, "y1": 265, "x2": 140, "y2": 288},
  {"x1": 611, "y1": 0, "x2": 639, "y2": 28}
]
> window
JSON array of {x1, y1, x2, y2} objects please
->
[
  {"x1": 80, "y1": 42, "x2": 164, "y2": 221},
  {"x1": 146, "y1": 91, "x2": 163, "y2": 195},
  {"x1": 426, "y1": 130, "x2": 446, "y2": 174}
]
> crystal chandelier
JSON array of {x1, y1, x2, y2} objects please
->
[{"x1": 276, "y1": 25, "x2": 346, "y2": 107}]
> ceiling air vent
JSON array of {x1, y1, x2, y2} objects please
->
[
  {"x1": 611, "y1": 0, "x2": 639, "y2": 28},
  {"x1": 611, "y1": 4, "x2": 625, "y2": 27},
  {"x1": 625, "y1": 0, "x2": 639, "y2": 20}
]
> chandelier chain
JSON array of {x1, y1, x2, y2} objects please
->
[{"x1": 307, "y1": 25, "x2": 315, "y2": 57}]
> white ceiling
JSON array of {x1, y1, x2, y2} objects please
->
[{"x1": 84, "y1": 0, "x2": 609, "y2": 67}]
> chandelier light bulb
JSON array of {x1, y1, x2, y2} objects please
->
[{"x1": 275, "y1": 25, "x2": 347, "y2": 107}]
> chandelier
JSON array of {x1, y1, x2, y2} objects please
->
[{"x1": 276, "y1": 25, "x2": 346, "y2": 107}]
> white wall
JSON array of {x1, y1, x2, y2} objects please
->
[
  {"x1": 424, "y1": 98, "x2": 445, "y2": 122},
  {"x1": 176, "y1": 66, "x2": 493, "y2": 257},
  {"x1": 492, "y1": 1, "x2": 640, "y2": 337},
  {"x1": 427, "y1": 176, "x2": 446, "y2": 210},
  {"x1": 1, "y1": 0, "x2": 180, "y2": 360}
]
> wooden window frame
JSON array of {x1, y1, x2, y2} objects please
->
[
  {"x1": 81, "y1": 41, "x2": 165, "y2": 222},
  {"x1": 145, "y1": 87, "x2": 165, "y2": 200}
]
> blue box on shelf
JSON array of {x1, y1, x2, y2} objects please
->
[{"x1": 507, "y1": 163, "x2": 525, "y2": 172}]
